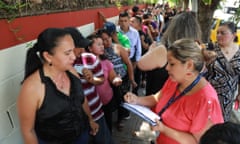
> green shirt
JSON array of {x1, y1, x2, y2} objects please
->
[
  {"x1": 117, "y1": 32, "x2": 130, "y2": 49},
  {"x1": 117, "y1": 32, "x2": 130, "y2": 70}
]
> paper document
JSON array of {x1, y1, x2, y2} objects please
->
[
  {"x1": 121, "y1": 103, "x2": 160, "y2": 126},
  {"x1": 74, "y1": 65, "x2": 84, "y2": 74}
]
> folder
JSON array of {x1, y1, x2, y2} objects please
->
[{"x1": 121, "y1": 102, "x2": 160, "y2": 126}]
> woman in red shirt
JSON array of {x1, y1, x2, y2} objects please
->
[{"x1": 124, "y1": 39, "x2": 224, "y2": 144}]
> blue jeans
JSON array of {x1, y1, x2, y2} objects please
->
[
  {"x1": 38, "y1": 130, "x2": 89, "y2": 144},
  {"x1": 90, "y1": 116, "x2": 114, "y2": 144}
]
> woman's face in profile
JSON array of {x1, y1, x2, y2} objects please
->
[
  {"x1": 166, "y1": 52, "x2": 187, "y2": 82},
  {"x1": 50, "y1": 35, "x2": 76, "y2": 70},
  {"x1": 89, "y1": 38, "x2": 104, "y2": 56},
  {"x1": 101, "y1": 33, "x2": 112, "y2": 48}
]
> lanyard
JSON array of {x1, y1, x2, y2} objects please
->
[{"x1": 158, "y1": 74, "x2": 202, "y2": 117}]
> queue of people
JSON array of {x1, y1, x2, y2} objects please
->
[{"x1": 17, "y1": 3, "x2": 240, "y2": 144}]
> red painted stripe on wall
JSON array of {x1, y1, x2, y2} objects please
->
[{"x1": 0, "y1": 5, "x2": 146, "y2": 50}]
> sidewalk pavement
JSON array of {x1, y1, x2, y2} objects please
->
[{"x1": 112, "y1": 88, "x2": 157, "y2": 144}]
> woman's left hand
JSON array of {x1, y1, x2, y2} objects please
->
[
  {"x1": 112, "y1": 76, "x2": 122, "y2": 86},
  {"x1": 151, "y1": 118, "x2": 165, "y2": 132},
  {"x1": 131, "y1": 80, "x2": 137, "y2": 88},
  {"x1": 89, "y1": 120, "x2": 99, "y2": 136}
]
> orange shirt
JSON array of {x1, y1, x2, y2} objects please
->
[{"x1": 153, "y1": 78, "x2": 224, "y2": 144}]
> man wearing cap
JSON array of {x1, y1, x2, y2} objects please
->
[
  {"x1": 65, "y1": 27, "x2": 114, "y2": 144},
  {"x1": 104, "y1": 22, "x2": 131, "y2": 54}
]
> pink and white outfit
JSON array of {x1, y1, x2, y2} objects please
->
[{"x1": 96, "y1": 59, "x2": 114, "y2": 105}]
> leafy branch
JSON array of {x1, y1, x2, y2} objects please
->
[{"x1": 0, "y1": 1, "x2": 28, "y2": 21}]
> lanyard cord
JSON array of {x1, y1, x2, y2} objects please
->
[{"x1": 158, "y1": 73, "x2": 202, "y2": 118}]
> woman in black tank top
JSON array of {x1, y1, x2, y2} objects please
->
[{"x1": 18, "y1": 28, "x2": 98, "y2": 144}]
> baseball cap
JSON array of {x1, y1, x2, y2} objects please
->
[
  {"x1": 103, "y1": 22, "x2": 116, "y2": 34},
  {"x1": 64, "y1": 27, "x2": 91, "y2": 49}
]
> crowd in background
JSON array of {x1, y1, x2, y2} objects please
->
[{"x1": 17, "y1": 2, "x2": 240, "y2": 144}]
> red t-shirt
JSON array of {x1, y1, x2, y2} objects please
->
[{"x1": 153, "y1": 78, "x2": 224, "y2": 144}]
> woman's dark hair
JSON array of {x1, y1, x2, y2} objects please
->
[
  {"x1": 168, "y1": 38, "x2": 204, "y2": 72},
  {"x1": 220, "y1": 21, "x2": 238, "y2": 42},
  {"x1": 200, "y1": 122, "x2": 240, "y2": 144},
  {"x1": 96, "y1": 28, "x2": 111, "y2": 37},
  {"x1": 23, "y1": 28, "x2": 69, "y2": 81},
  {"x1": 86, "y1": 34, "x2": 99, "y2": 51}
]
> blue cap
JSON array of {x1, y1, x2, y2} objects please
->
[{"x1": 103, "y1": 22, "x2": 116, "y2": 34}]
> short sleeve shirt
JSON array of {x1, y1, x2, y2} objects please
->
[
  {"x1": 96, "y1": 60, "x2": 114, "y2": 105},
  {"x1": 153, "y1": 78, "x2": 224, "y2": 144},
  {"x1": 117, "y1": 32, "x2": 130, "y2": 49},
  {"x1": 73, "y1": 53, "x2": 104, "y2": 121}
]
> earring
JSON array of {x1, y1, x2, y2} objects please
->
[{"x1": 49, "y1": 62, "x2": 52, "y2": 66}]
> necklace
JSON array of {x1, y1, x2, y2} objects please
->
[
  {"x1": 57, "y1": 78, "x2": 65, "y2": 89},
  {"x1": 221, "y1": 48, "x2": 231, "y2": 55},
  {"x1": 52, "y1": 73, "x2": 66, "y2": 90},
  {"x1": 221, "y1": 44, "x2": 237, "y2": 55}
]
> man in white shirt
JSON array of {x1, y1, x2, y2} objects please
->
[{"x1": 117, "y1": 11, "x2": 142, "y2": 65}]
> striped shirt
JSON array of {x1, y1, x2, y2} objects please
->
[
  {"x1": 73, "y1": 53, "x2": 104, "y2": 121},
  {"x1": 104, "y1": 45, "x2": 127, "y2": 78}
]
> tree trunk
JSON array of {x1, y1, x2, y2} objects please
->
[
  {"x1": 197, "y1": 0, "x2": 220, "y2": 43},
  {"x1": 192, "y1": 0, "x2": 198, "y2": 12},
  {"x1": 183, "y1": 0, "x2": 189, "y2": 9}
]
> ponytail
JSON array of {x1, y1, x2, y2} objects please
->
[
  {"x1": 23, "y1": 43, "x2": 42, "y2": 81},
  {"x1": 234, "y1": 35, "x2": 238, "y2": 43},
  {"x1": 201, "y1": 47, "x2": 217, "y2": 65}
]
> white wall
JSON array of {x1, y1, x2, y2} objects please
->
[{"x1": 0, "y1": 42, "x2": 28, "y2": 144}]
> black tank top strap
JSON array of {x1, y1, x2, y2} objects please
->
[
  {"x1": 66, "y1": 70, "x2": 72, "y2": 78},
  {"x1": 39, "y1": 67, "x2": 47, "y2": 83}
]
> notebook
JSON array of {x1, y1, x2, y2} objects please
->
[{"x1": 121, "y1": 102, "x2": 160, "y2": 126}]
